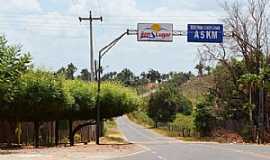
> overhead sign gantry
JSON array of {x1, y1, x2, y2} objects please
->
[
  {"x1": 129, "y1": 23, "x2": 224, "y2": 43},
  {"x1": 95, "y1": 22, "x2": 224, "y2": 145}
]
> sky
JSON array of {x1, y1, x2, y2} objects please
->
[{"x1": 0, "y1": 0, "x2": 227, "y2": 75}]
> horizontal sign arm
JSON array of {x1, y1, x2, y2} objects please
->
[{"x1": 127, "y1": 29, "x2": 231, "y2": 37}]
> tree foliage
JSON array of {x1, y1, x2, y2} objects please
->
[
  {"x1": 116, "y1": 68, "x2": 135, "y2": 85},
  {"x1": 1, "y1": 70, "x2": 140, "y2": 121},
  {"x1": 78, "y1": 68, "x2": 91, "y2": 81},
  {"x1": 147, "y1": 85, "x2": 192, "y2": 126},
  {"x1": 194, "y1": 92, "x2": 215, "y2": 137},
  {"x1": 0, "y1": 36, "x2": 31, "y2": 104},
  {"x1": 8, "y1": 70, "x2": 69, "y2": 120},
  {"x1": 146, "y1": 69, "x2": 161, "y2": 83},
  {"x1": 56, "y1": 63, "x2": 77, "y2": 80},
  {"x1": 197, "y1": 0, "x2": 270, "y2": 142},
  {"x1": 0, "y1": 42, "x2": 141, "y2": 122}
]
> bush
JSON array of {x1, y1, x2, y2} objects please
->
[
  {"x1": 193, "y1": 93, "x2": 215, "y2": 136},
  {"x1": 128, "y1": 111, "x2": 154, "y2": 127},
  {"x1": 147, "y1": 85, "x2": 192, "y2": 127},
  {"x1": 100, "y1": 81, "x2": 141, "y2": 119},
  {"x1": 10, "y1": 70, "x2": 68, "y2": 120},
  {"x1": 63, "y1": 80, "x2": 96, "y2": 119},
  {"x1": 164, "y1": 113, "x2": 195, "y2": 137},
  {"x1": 173, "y1": 113, "x2": 195, "y2": 131},
  {"x1": 0, "y1": 35, "x2": 31, "y2": 107},
  {"x1": 1, "y1": 71, "x2": 141, "y2": 121},
  {"x1": 178, "y1": 96, "x2": 193, "y2": 115}
]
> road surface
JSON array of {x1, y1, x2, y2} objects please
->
[{"x1": 113, "y1": 116, "x2": 270, "y2": 160}]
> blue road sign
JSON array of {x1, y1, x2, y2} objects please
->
[{"x1": 187, "y1": 24, "x2": 224, "y2": 43}]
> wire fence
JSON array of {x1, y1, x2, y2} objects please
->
[{"x1": 156, "y1": 122, "x2": 199, "y2": 137}]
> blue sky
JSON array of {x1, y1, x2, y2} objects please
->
[{"x1": 0, "y1": 0, "x2": 226, "y2": 75}]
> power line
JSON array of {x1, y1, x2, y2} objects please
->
[
  {"x1": 96, "y1": 0, "x2": 103, "y2": 16},
  {"x1": 0, "y1": 13, "x2": 225, "y2": 18},
  {"x1": 0, "y1": 24, "x2": 139, "y2": 33}
]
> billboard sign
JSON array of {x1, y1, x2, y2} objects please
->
[
  {"x1": 137, "y1": 23, "x2": 173, "y2": 42},
  {"x1": 187, "y1": 24, "x2": 223, "y2": 43}
]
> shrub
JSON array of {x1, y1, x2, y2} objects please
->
[
  {"x1": 63, "y1": 80, "x2": 96, "y2": 119},
  {"x1": 129, "y1": 111, "x2": 154, "y2": 127},
  {"x1": 193, "y1": 93, "x2": 215, "y2": 136},
  {"x1": 100, "y1": 81, "x2": 141, "y2": 119},
  {"x1": 147, "y1": 85, "x2": 192, "y2": 127},
  {"x1": 0, "y1": 35, "x2": 31, "y2": 108},
  {"x1": 173, "y1": 113, "x2": 195, "y2": 131},
  {"x1": 11, "y1": 70, "x2": 68, "y2": 120},
  {"x1": 1, "y1": 70, "x2": 141, "y2": 121}
]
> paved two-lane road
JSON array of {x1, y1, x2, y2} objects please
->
[{"x1": 113, "y1": 116, "x2": 270, "y2": 160}]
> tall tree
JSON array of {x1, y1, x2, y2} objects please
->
[
  {"x1": 56, "y1": 67, "x2": 66, "y2": 75},
  {"x1": 79, "y1": 68, "x2": 90, "y2": 81},
  {"x1": 66, "y1": 63, "x2": 77, "y2": 80},
  {"x1": 102, "y1": 71, "x2": 117, "y2": 81},
  {"x1": 205, "y1": 66, "x2": 211, "y2": 75},
  {"x1": 116, "y1": 68, "x2": 135, "y2": 85},
  {"x1": 56, "y1": 63, "x2": 77, "y2": 80},
  {"x1": 146, "y1": 69, "x2": 161, "y2": 83},
  {"x1": 199, "y1": 0, "x2": 270, "y2": 143},
  {"x1": 195, "y1": 61, "x2": 204, "y2": 77},
  {"x1": 161, "y1": 73, "x2": 169, "y2": 81},
  {"x1": 0, "y1": 35, "x2": 31, "y2": 105},
  {"x1": 167, "y1": 72, "x2": 194, "y2": 87},
  {"x1": 148, "y1": 85, "x2": 192, "y2": 127}
]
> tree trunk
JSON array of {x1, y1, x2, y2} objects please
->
[
  {"x1": 101, "y1": 120, "x2": 104, "y2": 137},
  {"x1": 69, "y1": 119, "x2": 74, "y2": 146},
  {"x1": 34, "y1": 121, "x2": 39, "y2": 148},
  {"x1": 70, "y1": 121, "x2": 95, "y2": 146},
  {"x1": 55, "y1": 120, "x2": 59, "y2": 146}
]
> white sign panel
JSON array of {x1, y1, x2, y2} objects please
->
[{"x1": 137, "y1": 23, "x2": 173, "y2": 42}]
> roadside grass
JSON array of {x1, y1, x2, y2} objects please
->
[
  {"x1": 127, "y1": 111, "x2": 154, "y2": 128},
  {"x1": 150, "y1": 126, "x2": 219, "y2": 143},
  {"x1": 177, "y1": 137, "x2": 216, "y2": 142},
  {"x1": 128, "y1": 112, "x2": 221, "y2": 143},
  {"x1": 101, "y1": 119, "x2": 129, "y2": 145}
]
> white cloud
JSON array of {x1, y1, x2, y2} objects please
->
[
  {"x1": 0, "y1": 0, "x2": 227, "y2": 74},
  {"x1": 0, "y1": 0, "x2": 42, "y2": 13}
]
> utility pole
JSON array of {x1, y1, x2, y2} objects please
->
[
  {"x1": 79, "y1": 11, "x2": 102, "y2": 81},
  {"x1": 94, "y1": 60, "x2": 98, "y2": 81},
  {"x1": 96, "y1": 31, "x2": 128, "y2": 145}
]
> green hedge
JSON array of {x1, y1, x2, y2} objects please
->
[{"x1": 0, "y1": 70, "x2": 141, "y2": 121}]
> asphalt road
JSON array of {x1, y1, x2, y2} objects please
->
[{"x1": 113, "y1": 116, "x2": 270, "y2": 160}]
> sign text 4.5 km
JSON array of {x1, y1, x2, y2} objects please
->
[{"x1": 187, "y1": 24, "x2": 224, "y2": 43}]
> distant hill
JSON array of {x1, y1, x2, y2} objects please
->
[{"x1": 180, "y1": 75, "x2": 215, "y2": 107}]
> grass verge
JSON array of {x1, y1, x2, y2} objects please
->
[
  {"x1": 101, "y1": 119, "x2": 129, "y2": 144},
  {"x1": 128, "y1": 112, "x2": 220, "y2": 143}
]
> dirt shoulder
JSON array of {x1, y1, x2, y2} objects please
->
[
  {"x1": 0, "y1": 143, "x2": 143, "y2": 160},
  {"x1": 0, "y1": 119, "x2": 144, "y2": 160}
]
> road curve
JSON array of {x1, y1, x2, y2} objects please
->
[{"x1": 111, "y1": 116, "x2": 270, "y2": 160}]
